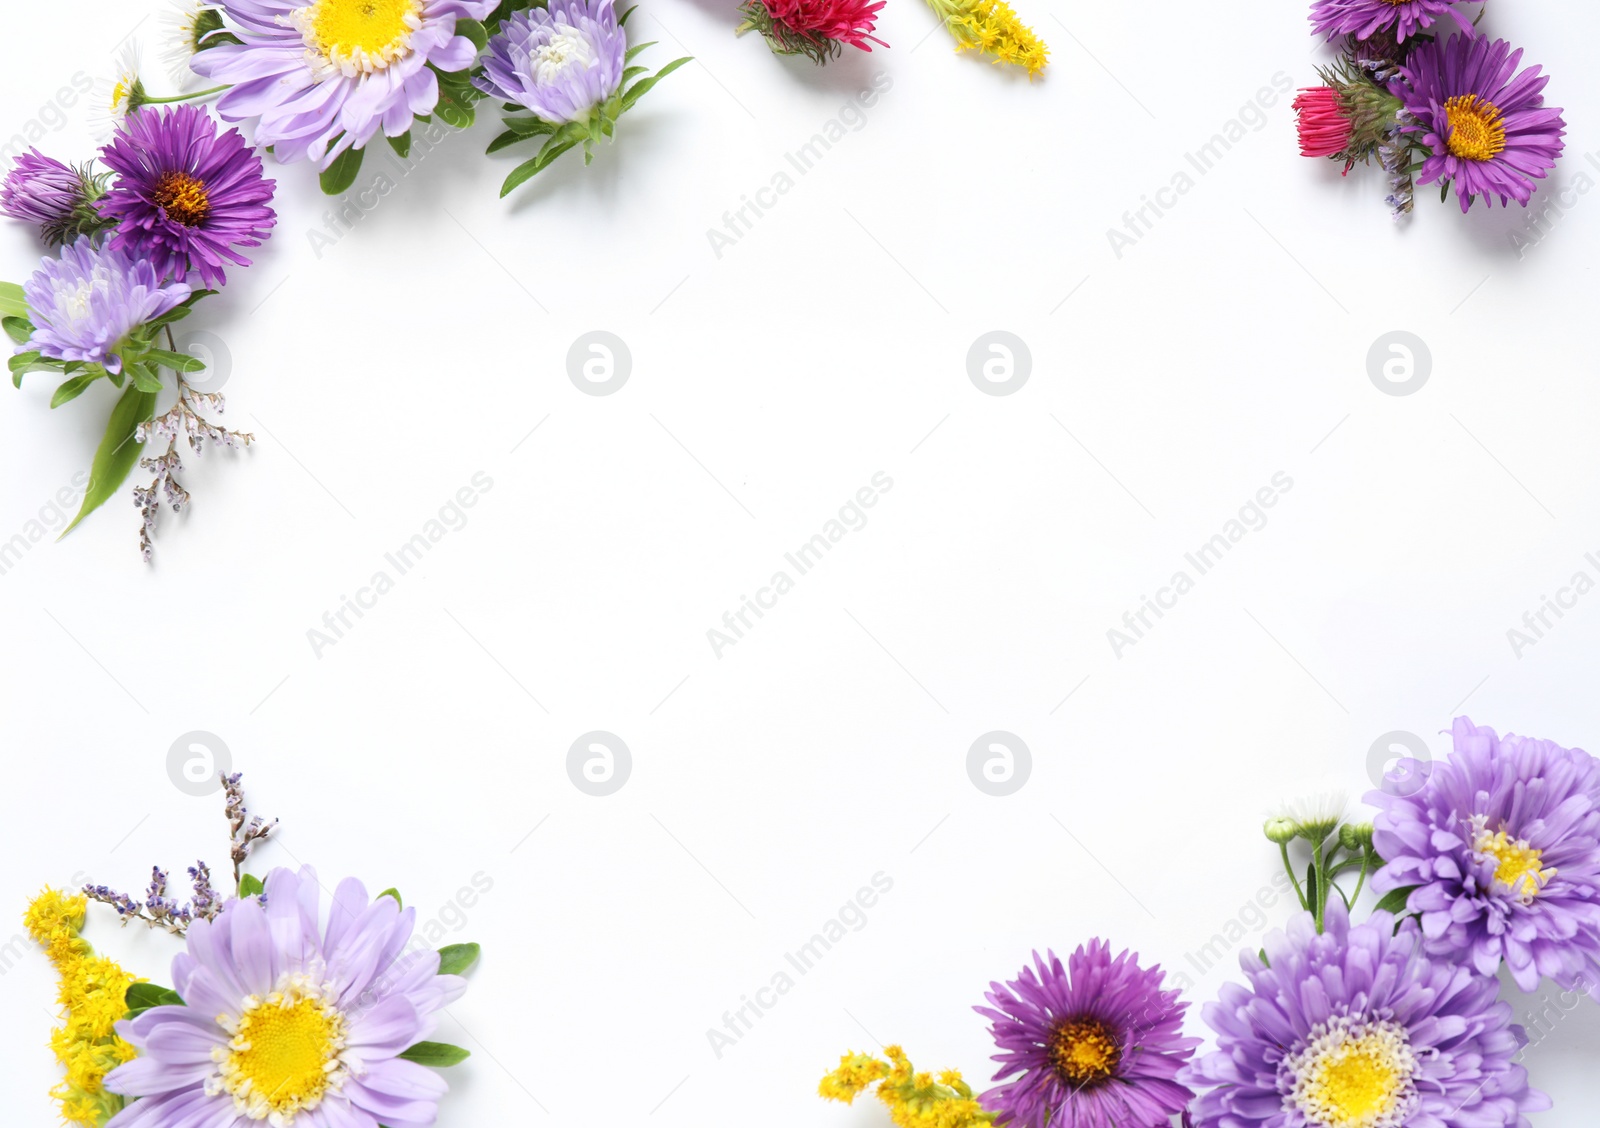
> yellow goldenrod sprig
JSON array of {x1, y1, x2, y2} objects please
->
[
  {"x1": 24, "y1": 888, "x2": 141, "y2": 1128},
  {"x1": 821, "y1": 1045, "x2": 997, "y2": 1128},
  {"x1": 922, "y1": 0, "x2": 1048, "y2": 79}
]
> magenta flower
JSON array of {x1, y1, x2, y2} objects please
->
[
  {"x1": 96, "y1": 104, "x2": 276, "y2": 288},
  {"x1": 1308, "y1": 0, "x2": 1472, "y2": 43}
]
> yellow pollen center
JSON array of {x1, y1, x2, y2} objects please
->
[
  {"x1": 1443, "y1": 94, "x2": 1507, "y2": 162},
  {"x1": 1471, "y1": 819, "x2": 1556, "y2": 903},
  {"x1": 219, "y1": 989, "x2": 345, "y2": 1121},
  {"x1": 1285, "y1": 1019, "x2": 1416, "y2": 1128},
  {"x1": 293, "y1": 0, "x2": 423, "y2": 73},
  {"x1": 152, "y1": 170, "x2": 211, "y2": 227},
  {"x1": 1050, "y1": 1018, "x2": 1120, "y2": 1088}
]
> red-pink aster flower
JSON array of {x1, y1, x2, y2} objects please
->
[
  {"x1": 1294, "y1": 86, "x2": 1356, "y2": 165},
  {"x1": 739, "y1": 0, "x2": 886, "y2": 63}
]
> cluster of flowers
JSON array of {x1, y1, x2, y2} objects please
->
[
  {"x1": 823, "y1": 715, "x2": 1600, "y2": 1128},
  {"x1": 24, "y1": 771, "x2": 483, "y2": 1128},
  {"x1": 1293, "y1": 0, "x2": 1565, "y2": 215}
]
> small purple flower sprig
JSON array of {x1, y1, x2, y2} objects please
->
[{"x1": 83, "y1": 771, "x2": 277, "y2": 938}]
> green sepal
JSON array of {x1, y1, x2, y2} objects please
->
[
  {"x1": 620, "y1": 65, "x2": 649, "y2": 85},
  {"x1": 124, "y1": 983, "x2": 185, "y2": 1018},
  {"x1": 397, "y1": 1041, "x2": 471, "y2": 1067},
  {"x1": 387, "y1": 131, "x2": 411, "y2": 159},
  {"x1": 60, "y1": 383, "x2": 157, "y2": 538},
  {"x1": 239, "y1": 873, "x2": 265, "y2": 897},
  {"x1": 320, "y1": 144, "x2": 365, "y2": 195},
  {"x1": 619, "y1": 4, "x2": 636, "y2": 23},
  {"x1": 3, "y1": 315, "x2": 32, "y2": 344},
  {"x1": 0, "y1": 281, "x2": 27, "y2": 319},
  {"x1": 378, "y1": 888, "x2": 402, "y2": 907},
  {"x1": 127, "y1": 363, "x2": 165, "y2": 394},
  {"x1": 436, "y1": 942, "x2": 480, "y2": 976},
  {"x1": 50, "y1": 372, "x2": 102, "y2": 408},
  {"x1": 621, "y1": 57, "x2": 692, "y2": 113}
]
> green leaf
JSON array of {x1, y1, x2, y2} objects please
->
[
  {"x1": 620, "y1": 65, "x2": 648, "y2": 85},
  {"x1": 148, "y1": 289, "x2": 216, "y2": 329},
  {"x1": 60, "y1": 383, "x2": 156, "y2": 537},
  {"x1": 501, "y1": 115, "x2": 558, "y2": 137},
  {"x1": 378, "y1": 888, "x2": 402, "y2": 907},
  {"x1": 128, "y1": 365, "x2": 164, "y2": 394},
  {"x1": 387, "y1": 131, "x2": 411, "y2": 159},
  {"x1": 239, "y1": 873, "x2": 265, "y2": 898},
  {"x1": 436, "y1": 942, "x2": 480, "y2": 976},
  {"x1": 1372, "y1": 885, "x2": 1416, "y2": 916},
  {"x1": 9, "y1": 349, "x2": 43, "y2": 381},
  {"x1": 144, "y1": 348, "x2": 206, "y2": 373},
  {"x1": 398, "y1": 1041, "x2": 471, "y2": 1067},
  {"x1": 499, "y1": 141, "x2": 578, "y2": 196},
  {"x1": 124, "y1": 982, "x2": 185, "y2": 1017},
  {"x1": 0, "y1": 281, "x2": 27, "y2": 319},
  {"x1": 50, "y1": 372, "x2": 100, "y2": 408},
  {"x1": 456, "y1": 17, "x2": 489, "y2": 50},
  {"x1": 621, "y1": 57, "x2": 692, "y2": 112},
  {"x1": 320, "y1": 145, "x2": 365, "y2": 195},
  {"x1": 433, "y1": 74, "x2": 477, "y2": 130},
  {"x1": 618, "y1": 4, "x2": 636, "y2": 23},
  {"x1": 623, "y1": 41, "x2": 657, "y2": 63},
  {"x1": 486, "y1": 130, "x2": 523, "y2": 155},
  {"x1": 3, "y1": 315, "x2": 32, "y2": 344}
]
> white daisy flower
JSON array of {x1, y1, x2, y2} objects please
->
[
  {"x1": 157, "y1": 0, "x2": 219, "y2": 88},
  {"x1": 1271, "y1": 782, "x2": 1349, "y2": 842},
  {"x1": 90, "y1": 43, "x2": 145, "y2": 140}
]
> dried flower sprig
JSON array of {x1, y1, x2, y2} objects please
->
[{"x1": 223, "y1": 770, "x2": 276, "y2": 890}]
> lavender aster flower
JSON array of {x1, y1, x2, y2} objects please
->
[
  {"x1": 20, "y1": 240, "x2": 191, "y2": 375},
  {"x1": 974, "y1": 940, "x2": 1197, "y2": 1128},
  {"x1": 1182, "y1": 901, "x2": 1550, "y2": 1128},
  {"x1": 1368, "y1": 716, "x2": 1600, "y2": 999},
  {"x1": 190, "y1": 0, "x2": 497, "y2": 168},
  {"x1": 104, "y1": 866, "x2": 467, "y2": 1128},
  {"x1": 474, "y1": 0, "x2": 626, "y2": 125},
  {"x1": 1308, "y1": 0, "x2": 1471, "y2": 43},
  {"x1": 0, "y1": 150, "x2": 111, "y2": 244},
  {"x1": 96, "y1": 104, "x2": 276, "y2": 289},
  {"x1": 1392, "y1": 35, "x2": 1566, "y2": 213}
]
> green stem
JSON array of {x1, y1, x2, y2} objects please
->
[
  {"x1": 139, "y1": 85, "x2": 229, "y2": 105},
  {"x1": 1280, "y1": 842, "x2": 1307, "y2": 909},
  {"x1": 1350, "y1": 850, "x2": 1372, "y2": 908},
  {"x1": 1312, "y1": 837, "x2": 1328, "y2": 933}
]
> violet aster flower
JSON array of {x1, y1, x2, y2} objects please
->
[
  {"x1": 974, "y1": 940, "x2": 1197, "y2": 1128},
  {"x1": 1182, "y1": 901, "x2": 1550, "y2": 1128},
  {"x1": 20, "y1": 240, "x2": 191, "y2": 375},
  {"x1": 190, "y1": 0, "x2": 497, "y2": 168},
  {"x1": 475, "y1": 0, "x2": 626, "y2": 125},
  {"x1": 96, "y1": 104, "x2": 276, "y2": 289},
  {"x1": 1308, "y1": 0, "x2": 1471, "y2": 43},
  {"x1": 104, "y1": 866, "x2": 467, "y2": 1128},
  {"x1": 0, "y1": 150, "x2": 111, "y2": 245},
  {"x1": 1392, "y1": 34, "x2": 1565, "y2": 213},
  {"x1": 1368, "y1": 716, "x2": 1600, "y2": 999}
]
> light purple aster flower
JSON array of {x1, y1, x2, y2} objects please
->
[
  {"x1": 1182, "y1": 901, "x2": 1550, "y2": 1128},
  {"x1": 190, "y1": 0, "x2": 497, "y2": 168},
  {"x1": 974, "y1": 940, "x2": 1198, "y2": 1128},
  {"x1": 1368, "y1": 716, "x2": 1600, "y2": 1000},
  {"x1": 474, "y1": 0, "x2": 626, "y2": 125},
  {"x1": 1308, "y1": 0, "x2": 1472, "y2": 43},
  {"x1": 96, "y1": 104, "x2": 276, "y2": 289},
  {"x1": 104, "y1": 866, "x2": 467, "y2": 1128},
  {"x1": 20, "y1": 240, "x2": 191, "y2": 375},
  {"x1": 1392, "y1": 34, "x2": 1566, "y2": 213},
  {"x1": 1, "y1": 150, "x2": 87, "y2": 226}
]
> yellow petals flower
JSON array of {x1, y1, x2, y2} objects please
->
[
  {"x1": 922, "y1": 0, "x2": 1048, "y2": 78},
  {"x1": 821, "y1": 1046, "x2": 995, "y2": 1128},
  {"x1": 25, "y1": 888, "x2": 140, "y2": 1128}
]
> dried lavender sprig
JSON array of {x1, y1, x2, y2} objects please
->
[
  {"x1": 82, "y1": 864, "x2": 207, "y2": 936},
  {"x1": 222, "y1": 770, "x2": 277, "y2": 891}
]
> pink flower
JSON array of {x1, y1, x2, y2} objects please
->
[
  {"x1": 1293, "y1": 86, "x2": 1355, "y2": 168},
  {"x1": 739, "y1": 0, "x2": 886, "y2": 62}
]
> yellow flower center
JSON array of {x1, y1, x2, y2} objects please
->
[
  {"x1": 153, "y1": 170, "x2": 211, "y2": 227},
  {"x1": 1050, "y1": 1017, "x2": 1120, "y2": 1088},
  {"x1": 290, "y1": 0, "x2": 423, "y2": 76},
  {"x1": 1285, "y1": 1018, "x2": 1416, "y2": 1128},
  {"x1": 1443, "y1": 94, "x2": 1507, "y2": 162},
  {"x1": 215, "y1": 983, "x2": 347, "y2": 1122},
  {"x1": 1470, "y1": 817, "x2": 1556, "y2": 904}
]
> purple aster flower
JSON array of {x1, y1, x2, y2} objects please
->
[
  {"x1": 475, "y1": 0, "x2": 626, "y2": 125},
  {"x1": 1182, "y1": 901, "x2": 1550, "y2": 1128},
  {"x1": 20, "y1": 240, "x2": 191, "y2": 375},
  {"x1": 104, "y1": 866, "x2": 467, "y2": 1128},
  {"x1": 974, "y1": 940, "x2": 1198, "y2": 1128},
  {"x1": 1367, "y1": 716, "x2": 1600, "y2": 999},
  {"x1": 1308, "y1": 0, "x2": 1471, "y2": 43},
  {"x1": 0, "y1": 149, "x2": 111, "y2": 246},
  {"x1": 191, "y1": 0, "x2": 497, "y2": 168},
  {"x1": 96, "y1": 104, "x2": 276, "y2": 289},
  {"x1": 1392, "y1": 34, "x2": 1566, "y2": 213}
]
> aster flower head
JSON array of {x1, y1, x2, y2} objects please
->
[
  {"x1": 737, "y1": 0, "x2": 887, "y2": 64},
  {"x1": 19, "y1": 240, "x2": 191, "y2": 376},
  {"x1": 974, "y1": 940, "x2": 1197, "y2": 1128},
  {"x1": 1272, "y1": 783, "x2": 1349, "y2": 843},
  {"x1": 1368, "y1": 716, "x2": 1600, "y2": 998},
  {"x1": 475, "y1": 0, "x2": 627, "y2": 126},
  {"x1": 1294, "y1": 86, "x2": 1354, "y2": 161},
  {"x1": 1183, "y1": 901, "x2": 1550, "y2": 1128},
  {"x1": 191, "y1": 0, "x2": 497, "y2": 169},
  {"x1": 0, "y1": 149, "x2": 112, "y2": 245},
  {"x1": 1392, "y1": 34, "x2": 1566, "y2": 213},
  {"x1": 104, "y1": 866, "x2": 468, "y2": 1128},
  {"x1": 1308, "y1": 0, "x2": 1472, "y2": 43},
  {"x1": 96, "y1": 103, "x2": 277, "y2": 288},
  {"x1": 92, "y1": 44, "x2": 148, "y2": 141}
]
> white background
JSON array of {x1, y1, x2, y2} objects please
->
[{"x1": 4, "y1": 0, "x2": 1600, "y2": 1125}]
